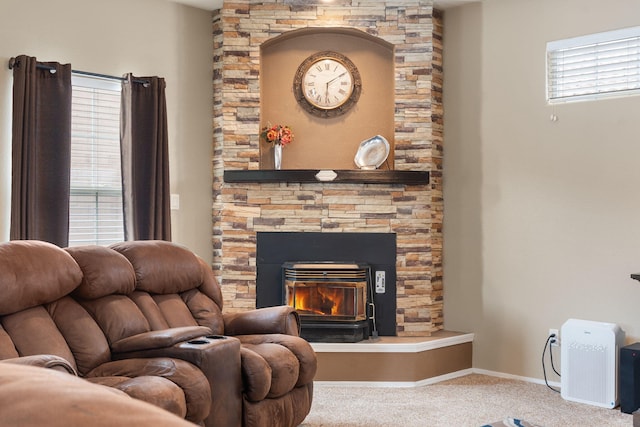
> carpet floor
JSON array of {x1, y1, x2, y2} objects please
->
[{"x1": 301, "y1": 374, "x2": 632, "y2": 427}]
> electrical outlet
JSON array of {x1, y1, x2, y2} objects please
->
[
  {"x1": 549, "y1": 328, "x2": 559, "y2": 346},
  {"x1": 375, "y1": 271, "x2": 385, "y2": 294}
]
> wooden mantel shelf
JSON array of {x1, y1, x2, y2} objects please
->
[{"x1": 223, "y1": 169, "x2": 430, "y2": 185}]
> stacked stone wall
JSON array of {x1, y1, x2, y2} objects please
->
[{"x1": 212, "y1": 0, "x2": 443, "y2": 335}]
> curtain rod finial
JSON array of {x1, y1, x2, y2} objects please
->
[{"x1": 8, "y1": 57, "x2": 17, "y2": 70}]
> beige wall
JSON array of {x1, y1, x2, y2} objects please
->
[
  {"x1": 0, "y1": 0, "x2": 213, "y2": 263},
  {"x1": 443, "y1": 0, "x2": 640, "y2": 379}
]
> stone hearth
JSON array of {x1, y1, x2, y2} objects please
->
[{"x1": 211, "y1": 0, "x2": 443, "y2": 336}]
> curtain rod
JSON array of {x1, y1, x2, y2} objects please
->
[{"x1": 8, "y1": 57, "x2": 150, "y2": 86}]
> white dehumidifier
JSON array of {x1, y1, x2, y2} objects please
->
[{"x1": 560, "y1": 318, "x2": 625, "y2": 408}]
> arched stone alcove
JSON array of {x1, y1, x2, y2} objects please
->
[{"x1": 260, "y1": 27, "x2": 395, "y2": 170}]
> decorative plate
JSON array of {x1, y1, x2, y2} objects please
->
[{"x1": 354, "y1": 135, "x2": 390, "y2": 169}]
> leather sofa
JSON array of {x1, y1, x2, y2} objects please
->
[
  {"x1": 0, "y1": 240, "x2": 211, "y2": 424},
  {"x1": 0, "y1": 239, "x2": 316, "y2": 427}
]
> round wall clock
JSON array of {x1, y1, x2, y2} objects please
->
[{"x1": 293, "y1": 51, "x2": 362, "y2": 118}]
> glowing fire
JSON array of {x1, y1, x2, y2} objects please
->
[{"x1": 287, "y1": 282, "x2": 356, "y2": 317}]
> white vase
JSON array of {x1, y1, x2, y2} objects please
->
[{"x1": 274, "y1": 144, "x2": 282, "y2": 170}]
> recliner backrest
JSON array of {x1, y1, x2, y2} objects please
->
[
  {"x1": 110, "y1": 241, "x2": 225, "y2": 335},
  {"x1": 0, "y1": 241, "x2": 112, "y2": 375},
  {"x1": 45, "y1": 296, "x2": 112, "y2": 375},
  {"x1": 65, "y1": 245, "x2": 153, "y2": 345},
  {"x1": 0, "y1": 240, "x2": 81, "y2": 315}
]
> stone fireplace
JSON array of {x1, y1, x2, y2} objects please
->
[{"x1": 212, "y1": 0, "x2": 443, "y2": 336}]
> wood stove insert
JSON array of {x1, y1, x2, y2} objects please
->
[
  {"x1": 283, "y1": 262, "x2": 372, "y2": 343},
  {"x1": 255, "y1": 232, "x2": 397, "y2": 339}
]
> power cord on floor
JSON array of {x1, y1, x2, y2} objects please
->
[{"x1": 542, "y1": 334, "x2": 561, "y2": 393}]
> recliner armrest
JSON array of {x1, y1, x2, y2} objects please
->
[
  {"x1": 223, "y1": 306, "x2": 300, "y2": 336},
  {"x1": 112, "y1": 335, "x2": 243, "y2": 427},
  {"x1": 0, "y1": 354, "x2": 78, "y2": 375},
  {"x1": 111, "y1": 326, "x2": 212, "y2": 353}
]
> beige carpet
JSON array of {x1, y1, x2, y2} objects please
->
[{"x1": 301, "y1": 374, "x2": 632, "y2": 427}]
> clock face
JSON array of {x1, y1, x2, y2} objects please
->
[
  {"x1": 293, "y1": 51, "x2": 361, "y2": 118},
  {"x1": 302, "y1": 57, "x2": 354, "y2": 109}
]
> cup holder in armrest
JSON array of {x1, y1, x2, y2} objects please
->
[
  {"x1": 185, "y1": 335, "x2": 228, "y2": 346},
  {"x1": 187, "y1": 339, "x2": 209, "y2": 345}
]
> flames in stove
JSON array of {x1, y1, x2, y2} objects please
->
[
  {"x1": 287, "y1": 282, "x2": 356, "y2": 317},
  {"x1": 284, "y1": 263, "x2": 368, "y2": 322}
]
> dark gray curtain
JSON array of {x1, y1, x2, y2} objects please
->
[
  {"x1": 10, "y1": 55, "x2": 72, "y2": 247},
  {"x1": 120, "y1": 74, "x2": 171, "y2": 241}
]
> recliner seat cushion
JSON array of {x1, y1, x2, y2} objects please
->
[{"x1": 86, "y1": 375, "x2": 187, "y2": 419}]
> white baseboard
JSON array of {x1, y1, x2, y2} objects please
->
[
  {"x1": 314, "y1": 368, "x2": 474, "y2": 388},
  {"x1": 472, "y1": 368, "x2": 561, "y2": 388}
]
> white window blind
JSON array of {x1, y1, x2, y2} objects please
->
[
  {"x1": 547, "y1": 26, "x2": 640, "y2": 103},
  {"x1": 68, "y1": 75, "x2": 124, "y2": 246}
]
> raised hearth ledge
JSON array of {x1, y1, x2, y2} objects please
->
[
  {"x1": 223, "y1": 169, "x2": 429, "y2": 185},
  {"x1": 311, "y1": 331, "x2": 474, "y2": 386}
]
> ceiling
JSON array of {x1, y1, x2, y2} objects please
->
[{"x1": 167, "y1": 0, "x2": 480, "y2": 11}]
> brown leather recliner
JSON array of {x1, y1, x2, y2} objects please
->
[
  {"x1": 67, "y1": 240, "x2": 317, "y2": 427},
  {"x1": 111, "y1": 241, "x2": 317, "y2": 427},
  {"x1": 66, "y1": 244, "x2": 242, "y2": 427},
  {"x1": 0, "y1": 240, "x2": 212, "y2": 425}
]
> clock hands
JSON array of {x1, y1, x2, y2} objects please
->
[
  {"x1": 326, "y1": 71, "x2": 348, "y2": 86},
  {"x1": 323, "y1": 71, "x2": 347, "y2": 105}
]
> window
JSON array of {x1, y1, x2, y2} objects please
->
[
  {"x1": 68, "y1": 75, "x2": 124, "y2": 246},
  {"x1": 546, "y1": 26, "x2": 640, "y2": 103}
]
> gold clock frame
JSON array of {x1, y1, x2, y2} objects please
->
[{"x1": 293, "y1": 51, "x2": 362, "y2": 119}]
